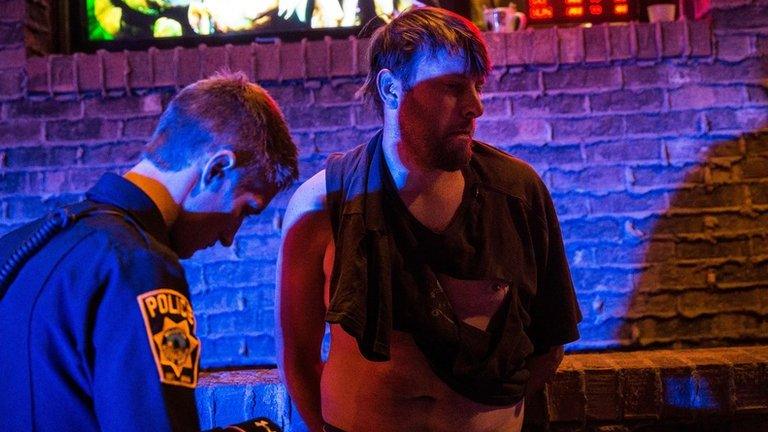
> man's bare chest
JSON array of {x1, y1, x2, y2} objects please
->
[{"x1": 436, "y1": 273, "x2": 510, "y2": 331}]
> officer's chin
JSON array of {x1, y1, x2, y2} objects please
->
[
  {"x1": 177, "y1": 248, "x2": 196, "y2": 260},
  {"x1": 173, "y1": 245, "x2": 196, "y2": 260},
  {"x1": 169, "y1": 233, "x2": 200, "y2": 260}
]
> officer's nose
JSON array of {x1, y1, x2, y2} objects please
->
[
  {"x1": 221, "y1": 229, "x2": 237, "y2": 247},
  {"x1": 220, "y1": 236, "x2": 233, "y2": 248}
]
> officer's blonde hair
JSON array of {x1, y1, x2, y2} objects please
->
[{"x1": 145, "y1": 71, "x2": 299, "y2": 193}]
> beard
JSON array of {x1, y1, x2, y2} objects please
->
[
  {"x1": 404, "y1": 127, "x2": 473, "y2": 172},
  {"x1": 430, "y1": 133, "x2": 473, "y2": 171}
]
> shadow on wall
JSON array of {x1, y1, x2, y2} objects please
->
[
  {"x1": 615, "y1": 126, "x2": 768, "y2": 350},
  {"x1": 608, "y1": 55, "x2": 768, "y2": 351},
  {"x1": 555, "y1": 61, "x2": 768, "y2": 352}
]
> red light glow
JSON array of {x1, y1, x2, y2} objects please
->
[
  {"x1": 566, "y1": 0, "x2": 583, "y2": 4},
  {"x1": 565, "y1": 6, "x2": 584, "y2": 16},
  {"x1": 589, "y1": 4, "x2": 603, "y2": 14},
  {"x1": 530, "y1": 0, "x2": 549, "y2": 6}
]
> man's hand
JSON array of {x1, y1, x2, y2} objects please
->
[
  {"x1": 213, "y1": 417, "x2": 283, "y2": 432},
  {"x1": 525, "y1": 345, "x2": 565, "y2": 399}
]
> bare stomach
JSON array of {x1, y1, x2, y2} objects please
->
[{"x1": 320, "y1": 326, "x2": 525, "y2": 432}]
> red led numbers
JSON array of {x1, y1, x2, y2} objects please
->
[
  {"x1": 526, "y1": 0, "x2": 634, "y2": 23},
  {"x1": 566, "y1": 6, "x2": 585, "y2": 16}
]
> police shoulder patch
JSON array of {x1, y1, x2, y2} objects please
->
[{"x1": 137, "y1": 289, "x2": 200, "y2": 388}]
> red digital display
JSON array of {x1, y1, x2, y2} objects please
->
[
  {"x1": 566, "y1": 6, "x2": 585, "y2": 16},
  {"x1": 530, "y1": 7, "x2": 555, "y2": 18},
  {"x1": 525, "y1": 0, "x2": 636, "y2": 24}
]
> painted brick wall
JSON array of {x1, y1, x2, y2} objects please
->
[{"x1": 0, "y1": 0, "x2": 767, "y2": 369}]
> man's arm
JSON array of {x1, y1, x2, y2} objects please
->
[
  {"x1": 524, "y1": 176, "x2": 581, "y2": 399},
  {"x1": 524, "y1": 345, "x2": 564, "y2": 399},
  {"x1": 276, "y1": 170, "x2": 331, "y2": 432}
]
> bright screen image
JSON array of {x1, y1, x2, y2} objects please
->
[{"x1": 86, "y1": 0, "x2": 416, "y2": 41}]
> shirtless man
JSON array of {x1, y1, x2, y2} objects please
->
[{"x1": 277, "y1": 7, "x2": 581, "y2": 432}]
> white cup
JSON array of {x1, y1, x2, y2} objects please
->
[
  {"x1": 483, "y1": 6, "x2": 527, "y2": 32},
  {"x1": 647, "y1": 4, "x2": 676, "y2": 22}
]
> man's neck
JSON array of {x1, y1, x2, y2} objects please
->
[
  {"x1": 381, "y1": 125, "x2": 463, "y2": 197},
  {"x1": 381, "y1": 125, "x2": 467, "y2": 232},
  {"x1": 123, "y1": 160, "x2": 197, "y2": 227}
]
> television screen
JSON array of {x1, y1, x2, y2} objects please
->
[{"x1": 83, "y1": 0, "x2": 418, "y2": 42}]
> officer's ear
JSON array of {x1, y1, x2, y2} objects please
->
[
  {"x1": 376, "y1": 69, "x2": 402, "y2": 111},
  {"x1": 201, "y1": 149, "x2": 236, "y2": 191}
]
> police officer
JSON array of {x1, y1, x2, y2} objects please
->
[{"x1": 0, "y1": 72, "x2": 298, "y2": 431}]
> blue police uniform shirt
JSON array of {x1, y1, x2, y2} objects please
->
[{"x1": 0, "y1": 173, "x2": 202, "y2": 431}]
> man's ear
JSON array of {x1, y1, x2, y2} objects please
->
[
  {"x1": 201, "y1": 149, "x2": 236, "y2": 190},
  {"x1": 376, "y1": 69, "x2": 401, "y2": 110}
]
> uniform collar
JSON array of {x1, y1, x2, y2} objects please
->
[{"x1": 86, "y1": 173, "x2": 172, "y2": 247}]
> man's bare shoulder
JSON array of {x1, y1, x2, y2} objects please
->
[{"x1": 282, "y1": 170, "x2": 331, "y2": 236}]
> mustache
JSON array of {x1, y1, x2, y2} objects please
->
[
  {"x1": 450, "y1": 122, "x2": 475, "y2": 135},
  {"x1": 450, "y1": 129, "x2": 473, "y2": 136}
]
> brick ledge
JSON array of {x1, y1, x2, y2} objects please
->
[
  {"x1": 19, "y1": 19, "x2": 720, "y2": 97},
  {"x1": 197, "y1": 346, "x2": 768, "y2": 431}
]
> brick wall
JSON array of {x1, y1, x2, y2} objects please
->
[{"x1": 0, "y1": 0, "x2": 767, "y2": 370}]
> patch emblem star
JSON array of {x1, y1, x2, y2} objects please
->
[
  {"x1": 138, "y1": 289, "x2": 200, "y2": 388},
  {"x1": 153, "y1": 317, "x2": 200, "y2": 378}
]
